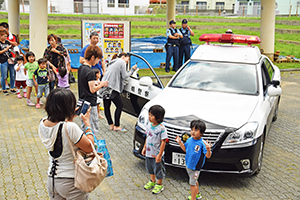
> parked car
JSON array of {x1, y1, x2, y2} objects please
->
[{"x1": 121, "y1": 32, "x2": 282, "y2": 175}]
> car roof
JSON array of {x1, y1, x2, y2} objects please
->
[{"x1": 190, "y1": 44, "x2": 262, "y2": 64}]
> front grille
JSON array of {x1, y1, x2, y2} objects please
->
[{"x1": 165, "y1": 125, "x2": 224, "y2": 147}]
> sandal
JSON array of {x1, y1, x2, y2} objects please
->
[
  {"x1": 109, "y1": 125, "x2": 114, "y2": 130},
  {"x1": 114, "y1": 127, "x2": 128, "y2": 132}
]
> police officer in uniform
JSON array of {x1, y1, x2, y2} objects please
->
[
  {"x1": 179, "y1": 19, "x2": 194, "y2": 67},
  {"x1": 165, "y1": 20, "x2": 183, "y2": 72}
]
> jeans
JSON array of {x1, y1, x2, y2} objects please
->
[
  {"x1": 179, "y1": 44, "x2": 191, "y2": 67},
  {"x1": 1, "y1": 61, "x2": 15, "y2": 90},
  {"x1": 37, "y1": 84, "x2": 50, "y2": 98},
  {"x1": 81, "y1": 106, "x2": 99, "y2": 135},
  {"x1": 166, "y1": 45, "x2": 179, "y2": 72}
]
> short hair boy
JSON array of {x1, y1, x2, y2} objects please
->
[
  {"x1": 33, "y1": 58, "x2": 49, "y2": 109},
  {"x1": 142, "y1": 105, "x2": 168, "y2": 194},
  {"x1": 176, "y1": 120, "x2": 212, "y2": 200}
]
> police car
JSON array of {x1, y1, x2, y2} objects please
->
[{"x1": 121, "y1": 32, "x2": 282, "y2": 175}]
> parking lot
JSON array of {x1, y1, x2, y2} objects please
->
[{"x1": 0, "y1": 71, "x2": 299, "y2": 200}]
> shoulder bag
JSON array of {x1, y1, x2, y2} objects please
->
[
  {"x1": 64, "y1": 123, "x2": 107, "y2": 193},
  {"x1": 98, "y1": 86, "x2": 113, "y2": 99}
]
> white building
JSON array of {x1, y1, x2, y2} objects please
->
[
  {"x1": 177, "y1": 0, "x2": 236, "y2": 10},
  {"x1": 3, "y1": 0, "x2": 149, "y2": 15}
]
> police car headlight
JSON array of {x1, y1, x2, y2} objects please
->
[
  {"x1": 221, "y1": 122, "x2": 258, "y2": 149},
  {"x1": 137, "y1": 108, "x2": 149, "y2": 131}
]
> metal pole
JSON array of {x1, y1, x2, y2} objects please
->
[
  {"x1": 297, "y1": 5, "x2": 299, "y2": 17},
  {"x1": 289, "y1": 5, "x2": 292, "y2": 17}
]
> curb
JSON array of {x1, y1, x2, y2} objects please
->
[{"x1": 280, "y1": 68, "x2": 300, "y2": 72}]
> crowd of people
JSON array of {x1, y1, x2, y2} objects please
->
[{"x1": 0, "y1": 21, "x2": 212, "y2": 200}]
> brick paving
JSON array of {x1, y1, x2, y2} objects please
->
[{"x1": 0, "y1": 72, "x2": 299, "y2": 200}]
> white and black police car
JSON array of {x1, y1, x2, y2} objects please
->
[{"x1": 121, "y1": 32, "x2": 282, "y2": 175}]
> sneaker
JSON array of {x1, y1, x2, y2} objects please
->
[
  {"x1": 10, "y1": 89, "x2": 16, "y2": 94},
  {"x1": 188, "y1": 193, "x2": 202, "y2": 200},
  {"x1": 35, "y1": 103, "x2": 41, "y2": 109},
  {"x1": 3, "y1": 91, "x2": 9, "y2": 95},
  {"x1": 39, "y1": 100, "x2": 43, "y2": 105},
  {"x1": 144, "y1": 180, "x2": 155, "y2": 190},
  {"x1": 23, "y1": 93, "x2": 27, "y2": 98},
  {"x1": 152, "y1": 184, "x2": 164, "y2": 194},
  {"x1": 99, "y1": 106, "x2": 104, "y2": 110},
  {"x1": 26, "y1": 99, "x2": 35, "y2": 106},
  {"x1": 17, "y1": 93, "x2": 22, "y2": 99}
]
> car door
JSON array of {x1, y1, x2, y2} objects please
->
[
  {"x1": 121, "y1": 53, "x2": 164, "y2": 117},
  {"x1": 260, "y1": 58, "x2": 276, "y2": 134}
]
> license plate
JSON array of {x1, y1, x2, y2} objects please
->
[{"x1": 172, "y1": 152, "x2": 186, "y2": 166}]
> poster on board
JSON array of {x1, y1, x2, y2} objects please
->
[{"x1": 81, "y1": 20, "x2": 130, "y2": 64}]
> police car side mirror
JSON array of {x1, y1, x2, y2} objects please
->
[
  {"x1": 139, "y1": 76, "x2": 153, "y2": 88},
  {"x1": 267, "y1": 84, "x2": 282, "y2": 97}
]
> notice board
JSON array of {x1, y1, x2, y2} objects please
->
[{"x1": 81, "y1": 20, "x2": 131, "y2": 61}]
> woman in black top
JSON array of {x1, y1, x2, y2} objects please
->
[
  {"x1": 43, "y1": 34, "x2": 67, "y2": 90},
  {"x1": 0, "y1": 28, "x2": 14, "y2": 95}
]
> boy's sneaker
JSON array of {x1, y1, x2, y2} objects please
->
[
  {"x1": 152, "y1": 184, "x2": 164, "y2": 194},
  {"x1": 23, "y1": 93, "x2": 27, "y2": 98},
  {"x1": 144, "y1": 180, "x2": 155, "y2": 190},
  {"x1": 39, "y1": 100, "x2": 43, "y2": 105},
  {"x1": 17, "y1": 93, "x2": 22, "y2": 99},
  {"x1": 3, "y1": 91, "x2": 9, "y2": 95},
  {"x1": 26, "y1": 99, "x2": 35, "y2": 106},
  {"x1": 35, "y1": 103, "x2": 41, "y2": 109},
  {"x1": 188, "y1": 193, "x2": 202, "y2": 200}
]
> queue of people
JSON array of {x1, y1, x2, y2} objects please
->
[{"x1": 0, "y1": 21, "x2": 212, "y2": 200}]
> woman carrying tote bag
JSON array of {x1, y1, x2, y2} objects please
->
[{"x1": 38, "y1": 88, "x2": 95, "y2": 200}]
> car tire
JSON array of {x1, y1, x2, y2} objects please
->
[
  {"x1": 254, "y1": 133, "x2": 265, "y2": 175},
  {"x1": 272, "y1": 96, "x2": 280, "y2": 122}
]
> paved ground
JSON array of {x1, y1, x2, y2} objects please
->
[{"x1": 0, "y1": 72, "x2": 299, "y2": 200}]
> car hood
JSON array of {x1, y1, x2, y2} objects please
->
[{"x1": 145, "y1": 87, "x2": 258, "y2": 129}]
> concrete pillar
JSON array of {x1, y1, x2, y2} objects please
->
[
  {"x1": 166, "y1": 0, "x2": 176, "y2": 29},
  {"x1": 260, "y1": 0, "x2": 275, "y2": 61},
  {"x1": 8, "y1": 0, "x2": 20, "y2": 38},
  {"x1": 30, "y1": 0, "x2": 48, "y2": 59}
]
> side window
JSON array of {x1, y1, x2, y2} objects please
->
[
  {"x1": 264, "y1": 59, "x2": 274, "y2": 81},
  {"x1": 261, "y1": 61, "x2": 271, "y2": 94}
]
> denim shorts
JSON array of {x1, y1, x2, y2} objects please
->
[
  {"x1": 186, "y1": 167, "x2": 201, "y2": 186},
  {"x1": 145, "y1": 157, "x2": 166, "y2": 180},
  {"x1": 37, "y1": 84, "x2": 50, "y2": 98},
  {"x1": 26, "y1": 79, "x2": 35, "y2": 87}
]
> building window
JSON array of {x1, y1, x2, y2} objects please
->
[
  {"x1": 181, "y1": 1, "x2": 189, "y2": 5},
  {"x1": 216, "y1": 2, "x2": 225, "y2": 10},
  {"x1": 118, "y1": 0, "x2": 129, "y2": 8},
  {"x1": 196, "y1": 2, "x2": 207, "y2": 10},
  {"x1": 107, "y1": 0, "x2": 115, "y2": 7}
]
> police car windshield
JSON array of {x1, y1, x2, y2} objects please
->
[{"x1": 170, "y1": 61, "x2": 258, "y2": 95}]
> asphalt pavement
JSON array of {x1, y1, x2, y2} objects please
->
[{"x1": 0, "y1": 72, "x2": 299, "y2": 200}]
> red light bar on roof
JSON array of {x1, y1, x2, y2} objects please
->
[{"x1": 199, "y1": 34, "x2": 261, "y2": 45}]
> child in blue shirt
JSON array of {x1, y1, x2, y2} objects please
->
[
  {"x1": 176, "y1": 120, "x2": 212, "y2": 200},
  {"x1": 142, "y1": 105, "x2": 168, "y2": 195}
]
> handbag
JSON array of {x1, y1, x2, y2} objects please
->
[
  {"x1": 64, "y1": 123, "x2": 108, "y2": 193},
  {"x1": 47, "y1": 63, "x2": 56, "y2": 82},
  {"x1": 98, "y1": 86, "x2": 113, "y2": 99},
  {"x1": 93, "y1": 134, "x2": 114, "y2": 177}
]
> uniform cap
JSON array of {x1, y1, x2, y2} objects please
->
[
  {"x1": 182, "y1": 19, "x2": 188, "y2": 24},
  {"x1": 169, "y1": 20, "x2": 176, "y2": 25}
]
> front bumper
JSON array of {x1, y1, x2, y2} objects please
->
[{"x1": 133, "y1": 124, "x2": 262, "y2": 175}]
